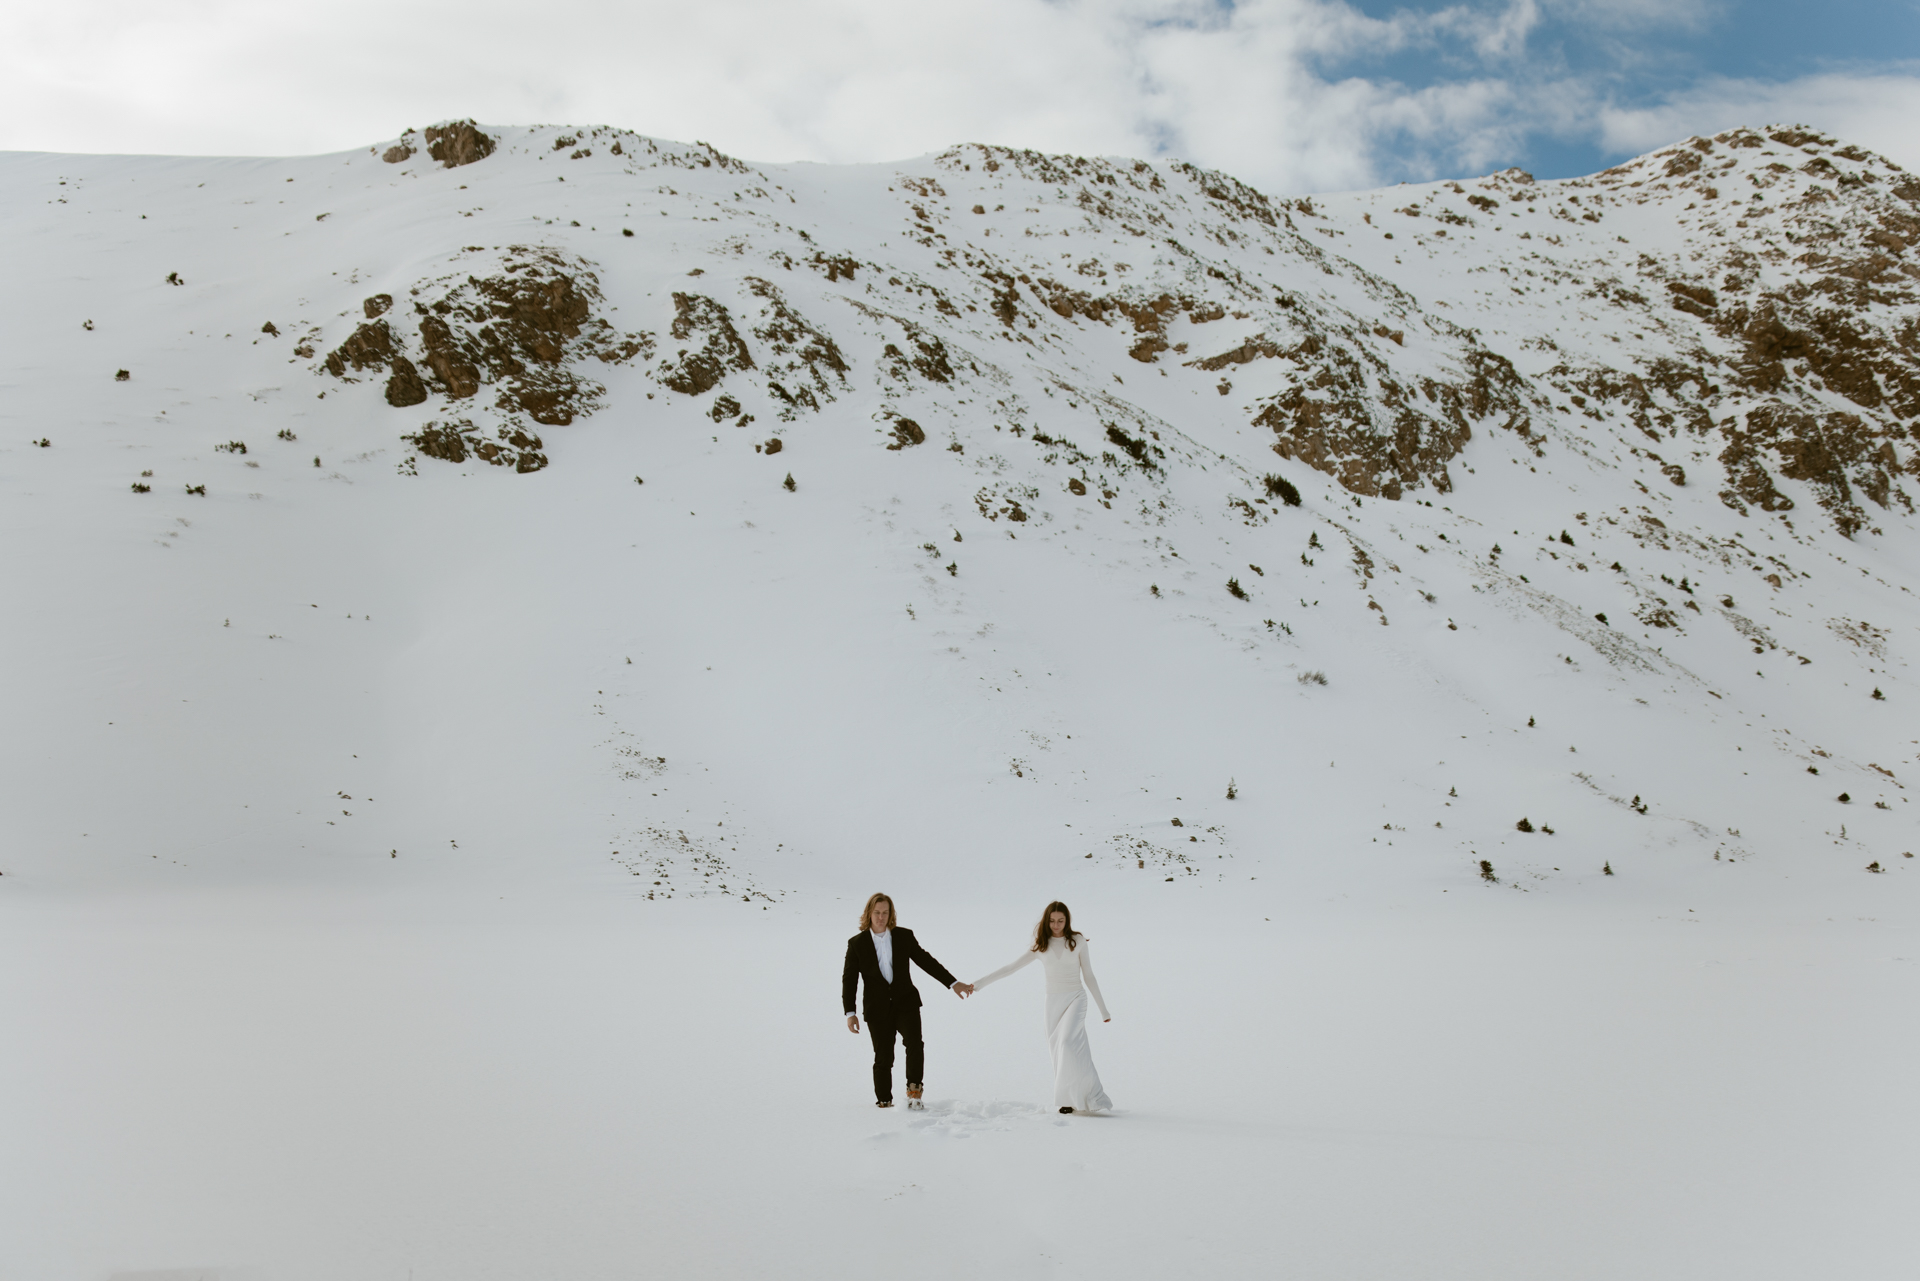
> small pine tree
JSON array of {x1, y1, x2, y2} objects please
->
[
  {"x1": 1226, "y1": 577, "x2": 1249, "y2": 600},
  {"x1": 1263, "y1": 474, "x2": 1302, "y2": 506},
  {"x1": 782, "y1": 472, "x2": 796, "y2": 491},
  {"x1": 1479, "y1": 860, "x2": 1497, "y2": 883},
  {"x1": 1515, "y1": 817, "x2": 1534, "y2": 833},
  {"x1": 1603, "y1": 861, "x2": 1614, "y2": 876},
  {"x1": 1225, "y1": 778, "x2": 1237, "y2": 800}
]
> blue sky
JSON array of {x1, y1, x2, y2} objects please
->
[
  {"x1": 2, "y1": 0, "x2": 1916, "y2": 192},
  {"x1": 1324, "y1": 0, "x2": 1920, "y2": 178}
]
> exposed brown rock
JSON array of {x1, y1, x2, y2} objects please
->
[
  {"x1": 1188, "y1": 335, "x2": 1289, "y2": 371},
  {"x1": 1667, "y1": 282, "x2": 1717, "y2": 317},
  {"x1": 808, "y1": 253, "x2": 860, "y2": 282},
  {"x1": 1718, "y1": 433, "x2": 1795, "y2": 515},
  {"x1": 1251, "y1": 340, "x2": 1532, "y2": 500},
  {"x1": 418, "y1": 315, "x2": 480, "y2": 399},
  {"x1": 412, "y1": 248, "x2": 646, "y2": 424},
  {"x1": 319, "y1": 247, "x2": 650, "y2": 465},
  {"x1": 877, "y1": 319, "x2": 953, "y2": 384},
  {"x1": 324, "y1": 320, "x2": 394, "y2": 377},
  {"x1": 385, "y1": 356, "x2": 427, "y2": 407},
  {"x1": 424, "y1": 121, "x2": 496, "y2": 169},
  {"x1": 745, "y1": 277, "x2": 847, "y2": 408},
  {"x1": 657, "y1": 293, "x2": 754, "y2": 395},
  {"x1": 382, "y1": 143, "x2": 414, "y2": 164},
  {"x1": 978, "y1": 269, "x2": 1023, "y2": 328},
  {"x1": 404, "y1": 418, "x2": 546, "y2": 472}
]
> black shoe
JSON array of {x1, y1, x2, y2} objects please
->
[
  {"x1": 1059, "y1": 1106, "x2": 1074, "y2": 1114},
  {"x1": 876, "y1": 1100, "x2": 894, "y2": 1108}
]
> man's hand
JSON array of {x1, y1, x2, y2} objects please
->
[
  {"x1": 952, "y1": 982, "x2": 974, "y2": 998},
  {"x1": 847, "y1": 1014, "x2": 860, "y2": 1033}
]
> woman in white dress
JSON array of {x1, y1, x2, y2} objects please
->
[{"x1": 971, "y1": 900, "x2": 1112, "y2": 1114}]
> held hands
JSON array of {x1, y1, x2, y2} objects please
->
[{"x1": 952, "y1": 982, "x2": 975, "y2": 998}]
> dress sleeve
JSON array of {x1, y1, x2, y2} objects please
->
[
  {"x1": 972, "y1": 949, "x2": 1038, "y2": 990},
  {"x1": 1077, "y1": 939, "x2": 1110, "y2": 1020}
]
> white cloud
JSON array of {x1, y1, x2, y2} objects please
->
[
  {"x1": 1598, "y1": 71, "x2": 1920, "y2": 171},
  {"x1": 1, "y1": 0, "x2": 1916, "y2": 194}
]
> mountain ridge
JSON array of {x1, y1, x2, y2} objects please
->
[{"x1": 2, "y1": 118, "x2": 1915, "y2": 899}]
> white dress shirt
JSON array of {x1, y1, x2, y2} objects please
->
[{"x1": 871, "y1": 928, "x2": 894, "y2": 983}]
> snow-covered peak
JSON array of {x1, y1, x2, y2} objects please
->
[{"x1": 2, "y1": 120, "x2": 1913, "y2": 905}]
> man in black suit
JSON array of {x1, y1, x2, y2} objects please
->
[{"x1": 843, "y1": 892, "x2": 972, "y2": 1108}]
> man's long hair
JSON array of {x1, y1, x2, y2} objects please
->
[
  {"x1": 1032, "y1": 900, "x2": 1077, "y2": 951},
  {"x1": 859, "y1": 892, "x2": 897, "y2": 932}
]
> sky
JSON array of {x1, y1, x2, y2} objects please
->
[{"x1": 3, "y1": 0, "x2": 1917, "y2": 193}]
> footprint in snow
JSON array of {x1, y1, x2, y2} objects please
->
[{"x1": 877, "y1": 1099, "x2": 1048, "y2": 1139}]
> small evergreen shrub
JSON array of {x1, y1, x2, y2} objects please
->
[{"x1": 1263, "y1": 474, "x2": 1302, "y2": 506}]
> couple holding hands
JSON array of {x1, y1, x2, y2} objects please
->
[{"x1": 841, "y1": 893, "x2": 1112, "y2": 1114}]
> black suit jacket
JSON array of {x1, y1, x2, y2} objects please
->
[{"x1": 842, "y1": 927, "x2": 958, "y2": 1019}]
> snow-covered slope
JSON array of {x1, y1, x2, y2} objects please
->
[
  {"x1": 2, "y1": 122, "x2": 1915, "y2": 1280},
  {"x1": 5, "y1": 119, "x2": 1913, "y2": 888}
]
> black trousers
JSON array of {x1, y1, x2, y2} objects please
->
[{"x1": 865, "y1": 1003, "x2": 924, "y2": 1102}]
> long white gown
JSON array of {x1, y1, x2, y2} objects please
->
[{"x1": 973, "y1": 934, "x2": 1112, "y2": 1112}]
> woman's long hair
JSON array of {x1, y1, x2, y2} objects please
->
[
  {"x1": 859, "y1": 892, "x2": 897, "y2": 932},
  {"x1": 1032, "y1": 900, "x2": 1077, "y2": 951}
]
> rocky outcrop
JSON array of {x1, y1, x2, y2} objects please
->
[
  {"x1": 385, "y1": 356, "x2": 427, "y2": 407},
  {"x1": 656, "y1": 294, "x2": 754, "y2": 395},
  {"x1": 424, "y1": 121, "x2": 495, "y2": 169},
  {"x1": 324, "y1": 319, "x2": 394, "y2": 377},
  {"x1": 403, "y1": 419, "x2": 547, "y2": 472},
  {"x1": 745, "y1": 277, "x2": 847, "y2": 413},
  {"x1": 318, "y1": 247, "x2": 650, "y2": 467}
]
